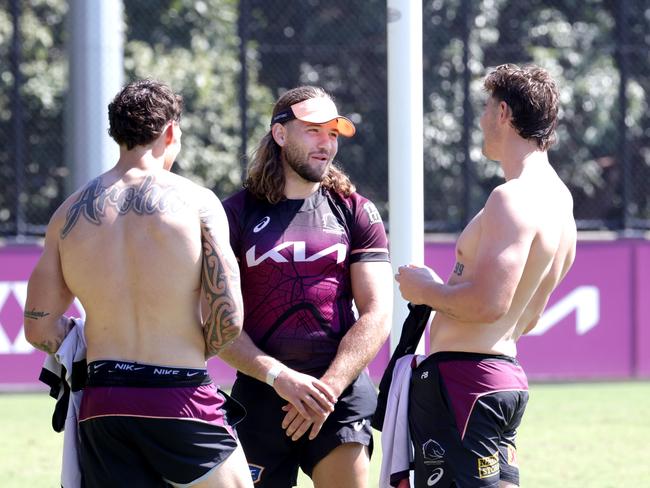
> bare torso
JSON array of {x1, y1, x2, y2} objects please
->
[
  {"x1": 429, "y1": 163, "x2": 577, "y2": 356},
  {"x1": 56, "y1": 167, "x2": 208, "y2": 367}
]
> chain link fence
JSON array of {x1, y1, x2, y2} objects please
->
[{"x1": 1, "y1": 0, "x2": 649, "y2": 239}]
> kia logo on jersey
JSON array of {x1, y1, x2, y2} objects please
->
[{"x1": 245, "y1": 242, "x2": 347, "y2": 267}]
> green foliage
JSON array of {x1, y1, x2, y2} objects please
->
[
  {"x1": 2, "y1": 0, "x2": 650, "y2": 235},
  {"x1": 0, "y1": 0, "x2": 68, "y2": 233},
  {"x1": 245, "y1": 0, "x2": 389, "y2": 211},
  {"x1": 422, "y1": 0, "x2": 649, "y2": 229},
  {"x1": 121, "y1": 0, "x2": 273, "y2": 196}
]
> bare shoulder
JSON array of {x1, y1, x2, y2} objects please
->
[
  {"x1": 194, "y1": 185, "x2": 222, "y2": 211},
  {"x1": 158, "y1": 172, "x2": 223, "y2": 213},
  {"x1": 49, "y1": 177, "x2": 103, "y2": 237},
  {"x1": 484, "y1": 181, "x2": 531, "y2": 220}
]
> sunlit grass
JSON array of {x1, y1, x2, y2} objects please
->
[{"x1": 2, "y1": 382, "x2": 649, "y2": 487}]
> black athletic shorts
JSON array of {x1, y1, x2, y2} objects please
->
[
  {"x1": 231, "y1": 370, "x2": 376, "y2": 487},
  {"x1": 409, "y1": 352, "x2": 529, "y2": 488},
  {"x1": 78, "y1": 360, "x2": 245, "y2": 487}
]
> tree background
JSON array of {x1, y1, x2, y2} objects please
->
[{"x1": 1, "y1": 0, "x2": 648, "y2": 237}]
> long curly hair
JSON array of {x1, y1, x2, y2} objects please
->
[{"x1": 245, "y1": 86, "x2": 355, "y2": 204}]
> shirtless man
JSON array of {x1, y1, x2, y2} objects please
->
[
  {"x1": 395, "y1": 64, "x2": 577, "y2": 487},
  {"x1": 24, "y1": 79, "x2": 253, "y2": 488}
]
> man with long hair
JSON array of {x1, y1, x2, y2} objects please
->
[
  {"x1": 220, "y1": 86, "x2": 393, "y2": 487},
  {"x1": 396, "y1": 64, "x2": 577, "y2": 487},
  {"x1": 25, "y1": 79, "x2": 253, "y2": 487}
]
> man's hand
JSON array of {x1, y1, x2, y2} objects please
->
[
  {"x1": 272, "y1": 368, "x2": 336, "y2": 424},
  {"x1": 395, "y1": 264, "x2": 443, "y2": 304},
  {"x1": 281, "y1": 403, "x2": 329, "y2": 441}
]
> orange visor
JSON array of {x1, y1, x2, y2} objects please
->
[{"x1": 270, "y1": 97, "x2": 356, "y2": 137}]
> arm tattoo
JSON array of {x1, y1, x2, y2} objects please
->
[
  {"x1": 453, "y1": 261, "x2": 464, "y2": 276},
  {"x1": 33, "y1": 338, "x2": 63, "y2": 354},
  {"x1": 24, "y1": 309, "x2": 50, "y2": 320},
  {"x1": 200, "y1": 207, "x2": 241, "y2": 356},
  {"x1": 29, "y1": 317, "x2": 72, "y2": 354}
]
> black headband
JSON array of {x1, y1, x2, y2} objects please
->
[{"x1": 270, "y1": 109, "x2": 296, "y2": 126}]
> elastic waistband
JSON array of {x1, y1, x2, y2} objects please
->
[
  {"x1": 87, "y1": 360, "x2": 212, "y2": 387},
  {"x1": 423, "y1": 351, "x2": 520, "y2": 366}
]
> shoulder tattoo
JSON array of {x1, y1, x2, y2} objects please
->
[{"x1": 60, "y1": 176, "x2": 186, "y2": 238}]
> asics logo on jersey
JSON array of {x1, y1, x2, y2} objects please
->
[
  {"x1": 246, "y1": 242, "x2": 347, "y2": 267},
  {"x1": 253, "y1": 216, "x2": 271, "y2": 233}
]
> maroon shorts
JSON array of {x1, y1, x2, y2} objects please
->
[
  {"x1": 409, "y1": 352, "x2": 529, "y2": 488},
  {"x1": 79, "y1": 360, "x2": 245, "y2": 487}
]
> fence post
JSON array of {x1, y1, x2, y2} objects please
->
[
  {"x1": 67, "y1": 0, "x2": 124, "y2": 192},
  {"x1": 10, "y1": 0, "x2": 25, "y2": 238},
  {"x1": 238, "y1": 0, "x2": 249, "y2": 182},
  {"x1": 387, "y1": 0, "x2": 424, "y2": 352},
  {"x1": 461, "y1": 0, "x2": 473, "y2": 226},
  {"x1": 616, "y1": 0, "x2": 630, "y2": 230}
]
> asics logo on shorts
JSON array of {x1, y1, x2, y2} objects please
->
[
  {"x1": 352, "y1": 419, "x2": 365, "y2": 431},
  {"x1": 427, "y1": 468, "x2": 444, "y2": 486}
]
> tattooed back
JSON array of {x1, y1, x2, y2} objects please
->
[{"x1": 52, "y1": 167, "x2": 225, "y2": 367}]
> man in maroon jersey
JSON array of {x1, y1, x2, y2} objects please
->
[{"x1": 220, "y1": 86, "x2": 393, "y2": 487}]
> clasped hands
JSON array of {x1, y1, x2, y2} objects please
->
[{"x1": 272, "y1": 368, "x2": 338, "y2": 441}]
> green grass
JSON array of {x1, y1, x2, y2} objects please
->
[
  {"x1": 2, "y1": 382, "x2": 649, "y2": 487},
  {"x1": 515, "y1": 382, "x2": 650, "y2": 487}
]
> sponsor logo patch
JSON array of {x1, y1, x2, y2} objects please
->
[
  {"x1": 478, "y1": 452, "x2": 499, "y2": 479},
  {"x1": 363, "y1": 202, "x2": 382, "y2": 224},
  {"x1": 246, "y1": 242, "x2": 347, "y2": 267},
  {"x1": 322, "y1": 213, "x2": 345, "y2": 234},
  {"x1": 507, "y1": 445, "x2": 518, "y2": 467},
  {"x1": 352, "y1": 419, "x2": 366, "y2": 432},
  {"x1": 422, "y1": 439, "x2": 445, "y2": 465},
  {"x1": 249, "y1": 464, "x2": 264, "y2": 484}
]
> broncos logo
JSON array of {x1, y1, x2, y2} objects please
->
[{"x1": 422, "y1": 439, "x2": 445, "y2": 464}]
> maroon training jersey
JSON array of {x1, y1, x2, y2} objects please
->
[{"x1": 223, "y1": 187, "x2": 390, "y2": 376}]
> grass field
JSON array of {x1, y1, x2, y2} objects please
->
[{"x1": 2, "y1": 381, "x2": 649, "y2": 487}]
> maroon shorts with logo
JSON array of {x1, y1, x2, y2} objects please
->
[
  {"x1": 409, "y1": 352, "x2": 529, "y2": 488},
  {"x1": 79, "y1": 360, "x2": 245, "y2": 487}
]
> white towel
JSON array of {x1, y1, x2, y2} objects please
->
[
  {"x1": 40, "y1": 317, "x2": 86, "y2": 488},
  {"x1": 379, "y1": 354, "x2": 424, "y2": 488}
]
